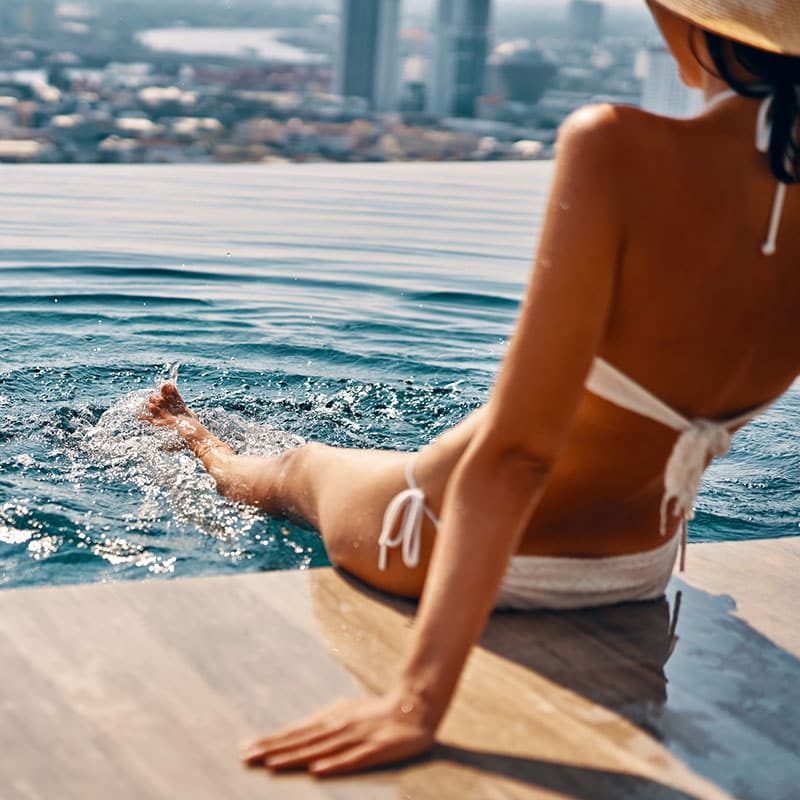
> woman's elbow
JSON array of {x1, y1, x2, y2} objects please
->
[
  {"x1": 496, "y1": 447, "x2": 555, "y2": 488},
  {"x1": 462, "y1": 435, "x2": 556, "y2": 492},
  {"x1": 471, "y1": 425, "x2": 557, "y2": 477}
]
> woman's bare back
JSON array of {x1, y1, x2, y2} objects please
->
[{"x1": 515, "y1": 98, "x2": 800, "y2": 557}]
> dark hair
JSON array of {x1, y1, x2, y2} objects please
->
[{"x1": 703, "y1": 31, "x2": 800, "y2": 184}]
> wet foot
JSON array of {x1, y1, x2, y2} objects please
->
[
  {"x1": 142, "y1": 382, "x2": 197, "y2": 428},
  {"x1": 140, "y1": 382, "x2": 223, "y2": 456}
]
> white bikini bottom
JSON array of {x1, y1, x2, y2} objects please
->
[
  {"x1": 377, "y1": 457, "x2": 681, "y2": 611},
  {"x1": 494, "y1": 534, "x2": 679, "y2": 610}
]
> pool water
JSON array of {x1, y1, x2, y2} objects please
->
[{"x1": 1, "y1": 163, "x2": 798, "y2": 590}]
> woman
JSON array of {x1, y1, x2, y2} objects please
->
[{"x1": 144, "y1": 0, "x2": 799, "y2": 777}]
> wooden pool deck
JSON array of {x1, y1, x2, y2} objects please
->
[{"x1": 0, "y1": 537, "x2": 797, "y2": 800}]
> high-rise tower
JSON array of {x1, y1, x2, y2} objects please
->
[
  {"x1": 640, "y1": 45, "x2": 703, "y2": 119},
  {"x1": 337, "y1": 0, "x2": 401, "y2": 112},
  {"x1": 567, "y1": 0, "x2": 605, "y2": 43},
  {"x1": 430, "y1": 0, "x2": 491, "y2": 118},
  {"x1": 0, "y1": 0, "x2": 56, "y2": 36}
]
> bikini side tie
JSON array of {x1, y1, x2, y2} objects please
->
[
  {"x1": 377, "y1": 456, "x2": 439, "y2": 571},
  {"x1": 660, "y1": 419, "x2": 734, "y2": 571}
]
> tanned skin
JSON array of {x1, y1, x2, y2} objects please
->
[{"x1": 143, "y1": 2, "x2": 800, "y2": 778}]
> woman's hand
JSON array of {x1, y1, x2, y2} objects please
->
[{"x1": 240, "y1": 690, "x2": 436, "y2": 776}]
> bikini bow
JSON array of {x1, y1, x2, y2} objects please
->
[
  {"x1": 660, "y1": 419, "x2": 733, "y2": 535},
  {"x1": 377, "y1": 488, "x2": 426, "y2": 571},
  {"x1": 377, "y1": 457, "x2": 439, "y2": 571}
]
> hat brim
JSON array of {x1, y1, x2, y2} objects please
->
[{"x1": 652, "y1": 0, "x2": 800, "y2": 57}]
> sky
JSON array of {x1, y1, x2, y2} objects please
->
[
  {"x1": 500, "y1": 0, "x2": 639, "y2": 3},
  {"x1": 556, "y1": 0, "x2": 642, "y2": 6},
  {"x1": 496, "y1": 0, "x2": 648, "y2": 12},
  {"x1": 504, "y1": 0, "x2": 646, "y2": 7}
]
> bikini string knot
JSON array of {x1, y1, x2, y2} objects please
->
[
  {"x1": 377, "y1": 487, "x2": 426, "y2": 571},
  {"x1": 659, "y1": 419, "x2": 733, "y2": 571},
  {"x1": 377, "y1": 456, "x2": 439, "y2": 571}
]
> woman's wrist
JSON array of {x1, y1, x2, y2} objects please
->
[{"x1": 393, "y1": 671, "x2": 450, "y2": 732}]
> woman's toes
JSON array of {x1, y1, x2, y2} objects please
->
[
  {"x1": 140, "y1": 384, "x2": 193, "y2": 428},
  {"x1": 139, "y1": 393, "x2": 170, "y2": 424},
  {"x1": 160, "y1": 382, "x2": 180, "y2": 401},
  {"x1": 161, "y1": 382, "x2": 191, "y2": 413}
]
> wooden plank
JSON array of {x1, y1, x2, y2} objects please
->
[{"x1": 0, "y1": 538, "x2": 797, "y2": 799}]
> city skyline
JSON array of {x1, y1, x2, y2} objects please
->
[{"x1": 0, "y1": 0, "x2": 669, "y2": 164}]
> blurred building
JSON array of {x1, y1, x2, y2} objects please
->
[
  {"x1": 399, "y1": 81, "x2": 427, "y2": 112},
  {"x1": 640, "y1": 44, "x2": 703, "y2": 118},
  {"x1": 0, "y1": 0, "x2": 56, "y2": 36},
  {"x1": 488, "y1": 40, "x2": 556, "y2": 105},
  {"x1": 337, "y1": 0, "x2": 401, "y2": 112},
  {"x1": 567, "y1": 0, "x2": 605, "y2": 43},
  {"x1": 429, "y1": 0, "x2": 491, "y2": 118}
]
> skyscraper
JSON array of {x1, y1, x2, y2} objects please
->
[
  {"x1": 337, "y1": 0, "x2": 401, "y2": 112},
  {"x1": 429, "y1": 0, "x2": 491, "y2": 118},
  {"x1": 0, "y1": 0, "x2": 55, "y2": 35},
  {"x1": 640, "y1": 45, "x2": 703, "y2": 119},
  {"x1": 567, "y1": 0, "x2": 605, "y2": 43}
]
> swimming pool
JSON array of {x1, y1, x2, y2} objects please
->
[{"x1": 1, "y1": 162, "x2": 798, "y2": 590}]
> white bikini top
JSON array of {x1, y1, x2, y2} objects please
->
[
  {"x1": 586, "y1": 358, "x2": 777, "y2": 571},
  {"x1": 378, "y1": 359, "x2": 778, "y2": 578}
]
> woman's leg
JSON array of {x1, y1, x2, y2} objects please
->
[{"x1": 143, "y1": 383, "x2": 487, "y2": 597}]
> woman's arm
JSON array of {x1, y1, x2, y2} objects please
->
[
  {"x1": 397, "y1": 101, "x2": 627, "y2": 732},
  {"x1": 241, "y1": 103, "x2": 627, "y2": 775}
]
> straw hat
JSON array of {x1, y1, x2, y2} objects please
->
[{"x1": 653, "y1": 0, "x2": 800, "y2": 56}]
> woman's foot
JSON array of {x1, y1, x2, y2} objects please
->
[
  {"x1": 141, "y1": 383, "x2": 232, "y2": 460},
  {"x1": 143, "y1": 381, "x2": 195, "y2": 424}
]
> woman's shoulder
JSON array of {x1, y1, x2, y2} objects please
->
[
  {"x1": 554, "y1": 103, "x2": 686, "y2": 188},
  {"x1": 558, "y1": 102, "x2": 682, "y2": 150},
  {"x1": 559, "y1": 103, "x2": 691, "y2": 138}
]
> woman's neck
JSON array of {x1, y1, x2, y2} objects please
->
[{"x1": 702, "y1": 74, "x2": 738, "y2": 104}]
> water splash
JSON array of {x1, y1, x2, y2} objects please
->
[
  {"x1": 154, "y1": 360, "x2": 180, "y2": 389},
  {"x1": 81, "y1": 387, "x2": 304, "y2": 538}
]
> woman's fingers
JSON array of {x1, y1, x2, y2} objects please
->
[
  {"x1": 242, "y1": 695, "x2": 435, "y2": 776},
  {"x1": 241, "y1": 725, "x2": 333, "y2": 765},
  {"x1": 241, "y1": 711, "x2": 349, "y2": 765},
  {"x1": 264, "y1": 730, "x2": 362, "y2": 771},
  {"x1": 310, "y1": 732, "x2": 432, "y2": 777},
  {"x1": 310, "y1": 743, "x2": 387, "y2": 776}
]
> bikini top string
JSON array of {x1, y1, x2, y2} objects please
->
[
  {"x1": 705, "y1": 88, "x2": 788, "y2": 256},
  {"x1": 755, "y1": 95, "x2": 788, "y2": 257}
]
